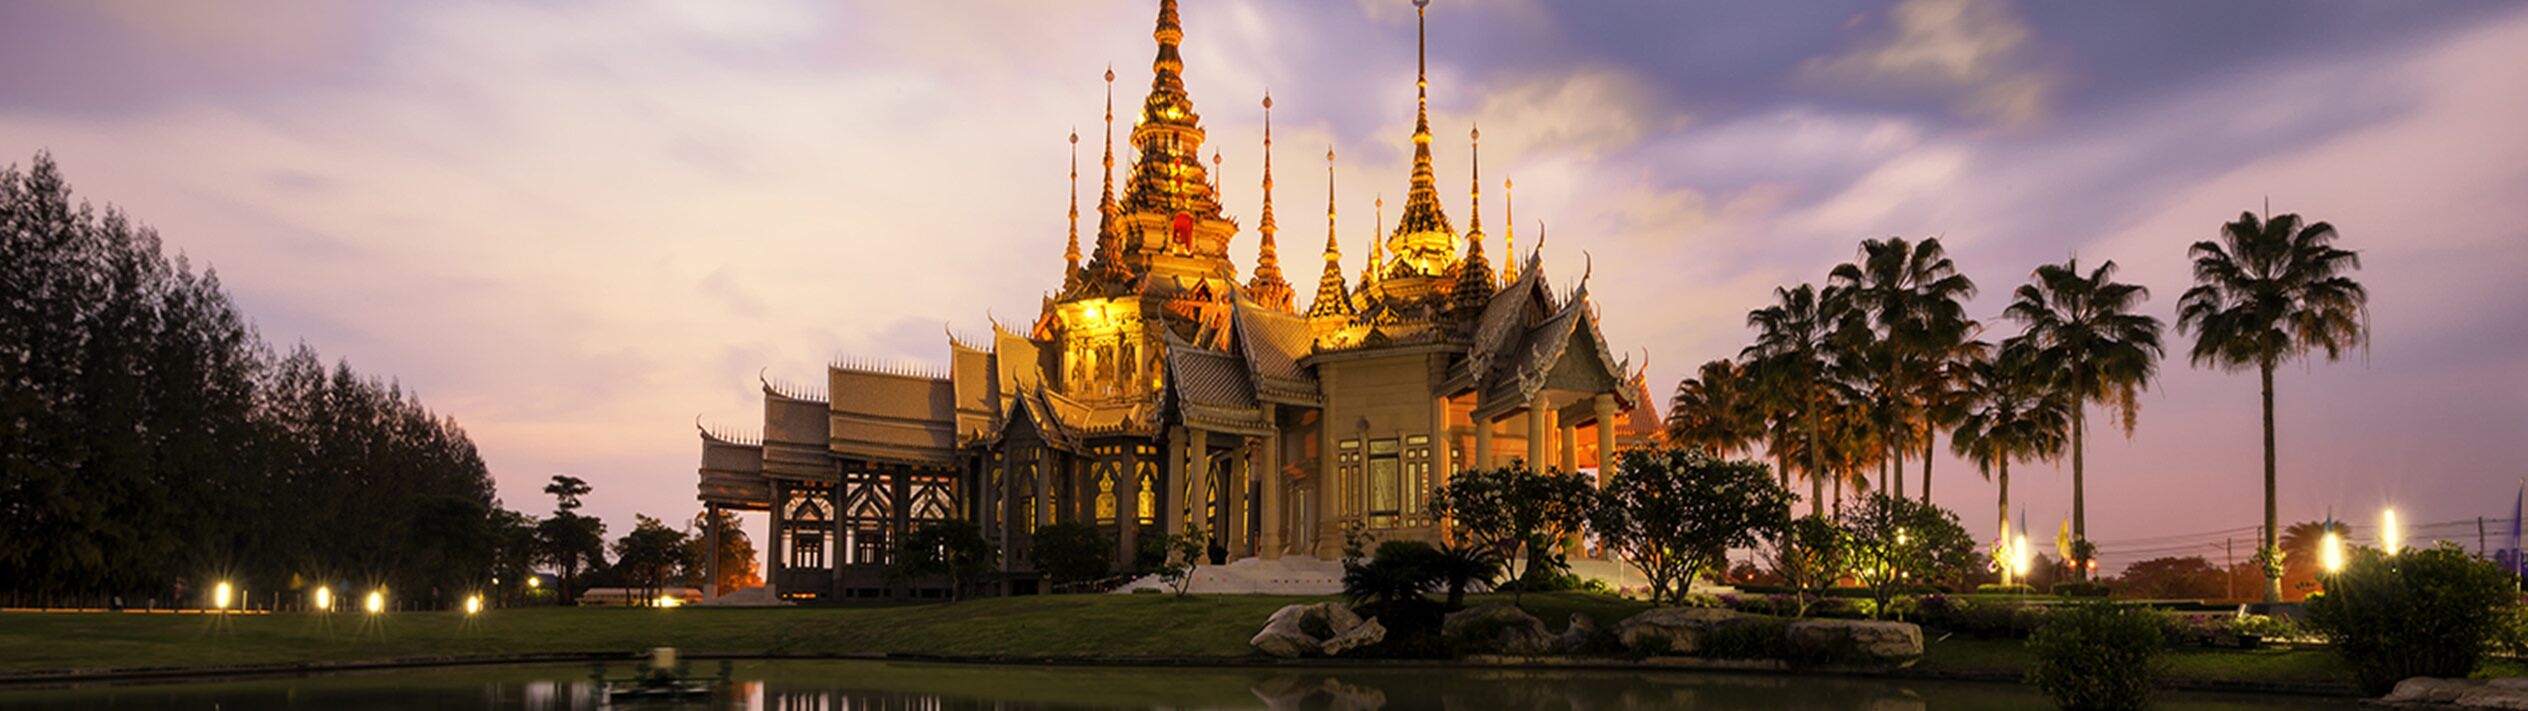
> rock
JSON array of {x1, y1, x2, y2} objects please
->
[
  {"x1": 2383, "y1": 678, "x2": 2476, "y2": 704},
  {"x1": 2384, "y1": 677, "x2": 2528, "y2": 709},
  {"x1": 1785, "y1": 619, "x2": 1923, "y2": 665},
  {"x1": 1549, "y1": 613, "x2": 1601, "y2": 654},
  {"x1": 1443, "y1": 603, "x2": 1555, "y2": 655},
  {"x1": 1320, "y1": 616, "x2": 1386, "y2": 656},
  {"x1": 1250, "y1": 602, "x2": 1367, "y2": 658},
  {"x1": 1615, "y1": 607, "x2": 1747, "y2": 655}
]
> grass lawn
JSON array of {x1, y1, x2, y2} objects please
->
[{"x1": 4, "y1": 589, "x2": 2473, "y2": 697}]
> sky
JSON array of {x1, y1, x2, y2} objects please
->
[{"x1": 4, "y1": 0, "x2": 2525, "y2": 574}]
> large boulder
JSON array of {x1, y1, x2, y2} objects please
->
[
  {"x1": 1251, "y1": 603, "x2": 1383, "y2": 658},
  {"x1": 1785, "y1": 619, "x2": 1923, "y2": 666},
  {"x1": 1549, "y1": 613, "x2": 1602, "y2": 655},
  {"x1": 1443, "y1": 603, "x2": 1555, "y2": 655},
  {"x1": 2382, "y1": 677, "x2": 2528, "y2": 709},
  {"x1": 1616, "y1": 607, "x2": 1748, "y2": 655}
]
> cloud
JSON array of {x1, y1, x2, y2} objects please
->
[{"x1": 1803, "y1": 0, "x2": 2058, "y2": 126}]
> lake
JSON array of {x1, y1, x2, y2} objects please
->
[{"x1": 0, "y1": 660, "x2": 2356, "y2": 709}]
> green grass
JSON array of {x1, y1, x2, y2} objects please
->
[{"x1": 4, "y1": 590, "x2": 2462, "y2": 698}]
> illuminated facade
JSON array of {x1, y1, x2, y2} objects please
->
[{"x1": 694, "y1": 0, "x2": 1662, "y2": 600}]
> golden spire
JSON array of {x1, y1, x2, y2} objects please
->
[
  {"x1": 1245, "y1": 91, "x2": 1295, "y2": 312},
  {"x1": 1306, "y1": 146, "x2": 1354, "y2": 319},
  {"x1": 1362, "y1": 194, "x2": 1385, "y2": 289},
  {"x1": 1451, "y1": 124, "x2": 1494, "y2": 315},
  {"x1": 1123, "y1": 0, "x2": 1219, "y2": 217},
  {"x1": 1092, "y1": 66, "x2": 1131, "y2": 284},
  {"x1": 1065, "y1": 128, "x2": 1082, "y2": 289},
  {"x1": 1385, "y1": 0, "x2": 1456, "y2": 278},
  {"x1": 1502, "y1": 177, "x2": 1519, "y2": 282}
]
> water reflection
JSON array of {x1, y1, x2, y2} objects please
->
[{"x1": 0, "y1": 660, "x2": 2352, "y2": 710}]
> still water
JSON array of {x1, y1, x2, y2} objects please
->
[{"x1": 0, "y1": 660, "x2": 2353, "y2": 710}]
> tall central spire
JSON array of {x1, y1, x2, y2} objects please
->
[
  {"x1": 1244, "y1": 91, "x2": 1296, "y2": 313},
  {"x1": 1307, "y1": 147, "x2": 1354, "y2": 320},
  {"x1": 1451, "y1": 124, "x2": 1494, "y2": 317},
  {"x1": 1064, "y1": 128, "x2": 1082, "y2": 290},
  {"x1": 1121, "y1": 0, "x2": 1220, "y2": 218},
  {"x1": 1385, "y1": 0, "x2": 1456, "y2": 278}
]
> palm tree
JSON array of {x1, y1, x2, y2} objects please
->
[
  {"x1": 2003, "y1": 258, "x2": 2163, "y2": 579},
  {"x1": 1668, "y1": 358, "x2": 1765, "y2": 458},
  {"x1": 1916, "y1": 334, "x2": 1986, "y2": 502},
  {"x1": 2176, "y1": 211, "x2": 2368, "y2": 603},
  {"x1": 1949, "y1": 340, "x2": 2069, "y2": 585},
  {"x1": 1828, "y1": 237, "x2": 1977, "y2": 500},
  {"x1": 1744, "y1": 284, "x2": 1855, "y2": 518},
  {"x1": 1742, "y1": 356, "x2": 1806, "y2": 490}
]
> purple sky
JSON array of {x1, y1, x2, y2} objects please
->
[{"x1": 5, "y1": 0, "x2": 2524, "y2": 573}]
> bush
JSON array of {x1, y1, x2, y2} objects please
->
[
  {"x1": 2052, "y1": 582, "x2": 2111, "y2": 598},
  {"x1": 1976, "y1": 583, "x2": 2037, "y2": 595},
  {"x1": 1918, "y1": 596, "x2": 2051, "y2": 639},
  {"x1": 2226, "y1": 613, "x2": 2301, "y2": 641},
  {"x1": 2304, "y1": 544, "x2": 2519, "y2": 696},
  {"x1": 1028, "y1": 522, "x2": 1111, "y2": 586},
  {"x1": 1701, "y1": 617, "x2": 1792, "y2": 660},
  {"x1": 2027, "y1": 602, "x2": 2166, "y2": 711}
]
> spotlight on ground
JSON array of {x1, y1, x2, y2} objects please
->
[
  {"x1": 213, "y1": 581, "x2": 233, "y2": 612},
  {"x1": 314, "y1": 586, "x2": 333, "y2": 612},
  {"x1": 365, "y1": 589, "x2": 386, "y2": 615}
]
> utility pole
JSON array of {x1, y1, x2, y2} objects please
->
[
  {"x1": 2483, "y1": 517, "x2": 2490, "y2": 559},
  {"x1": 2225, "y1": 537, "x2": 2236, "y2": 601}
]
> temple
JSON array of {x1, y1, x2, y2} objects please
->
[{"x1": 694, "y1": 0, "x2": 1661, "y2": 600}]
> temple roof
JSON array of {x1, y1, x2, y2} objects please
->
[{"x1": 1164, "y1": 342, "x2": 1273, "y2": 435}]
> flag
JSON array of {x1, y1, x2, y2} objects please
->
[
  {"x1": 2056, "y1": 517, "x2": 2073, "y2": 561},
  {"x1": 2510, "y1": 480, "x2": 2523, "y2": 575}
]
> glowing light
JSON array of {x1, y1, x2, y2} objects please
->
[
  {"x1": 213, "y1": 581, "x2": 233, "y2": 611},
  {"x1": 2321, "y1": 530, "x2": 2346, "y2": 574},
  {"x1": 2011, "y1": 534, "x2": 2034, "y2": 579},
  {"x1": 464, "y1": 594, "x2": 483, "y2": 615},
  {"x1": 365, "y1": 590, "x2": 386, "y2": 615},
  {"x1": 527, "y1": 577, "x2": 541, "y2": 590},
  {"x1": 314, "y1": 586, "x2": 333, "y2": 612},
  {"x1": 656, "y1": 595, "x2": 684, "y2": 608},
  {"x1": 2381, "y1": 508, "x2": 2401, "y2": 554},
  {"x1": 1896, "y1": 528, "x2": 1908, "y2": 546}
]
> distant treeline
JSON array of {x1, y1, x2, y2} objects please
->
[{"x1": 1, "y1": 152, "x2": 513, "y2": 604}]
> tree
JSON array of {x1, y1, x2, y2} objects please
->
[
  {"x1": 1030, "y1": 522, "x2": 1113, "y2": 589},
  {"x1": 544, "y1": 475, "x2": 591, "y2": 513},
  {"x1": 1837, "y1": 493, "x2": 1975, "y2": 618},
  {"x1": 611, "y1": 514, "x2": 694, "y2": 606},
  {"x1": 1949, "y1": 340, "x2": 2069, "y2": 585},
  {"x1": 2307, "y1": 545, "x2": 2519, "y2": 695},
  {"x1": 684, "y1": 509, "x2": 760, "y2": 596},
  {"x1": 2003, "y1": 258, "x2": 2163, "y2": 579},
  {"x1": 1591, "y1": 448, "x2": 1792, "y2": 605},
  {"x1": 2278, "y1": 520, "x2": 2356, "y2": 600},
  {"x1": 1342, "y1": 540, "x2": 1444, "y2": 609},
  {"x1": 1429, "y1": 544, "x2": 1503, "y2": 609},
  {"x1": 2175, "y1": 210, "x2": 2369, "y2": 604},
  {"x1": 2116, "y1": 556, "x2": 2226, "y2": 600},
  {"x1": 1762, "y1": 516, "x2": 1844, "y2": 618},
  {"x1": 490, "y1": 509, "x2": 542, "y2": 605},
  {"x1": 891, "y1": 519, "x2": 997, "y2": 601},
  {"x1": 1430, "y1": 465, "x2": 1591, "y2": 605},
  {"x1": 1151, "y1": 523, "x2": 1210, "y2": 597},
  {"x1": 1828, "y1": 237, "x2": 1977, "y2": 501},
  {"x1": 1666, "y1": 358, "x2": 1765, "y2": 458},
  {"x1": 537, "y1": 474, "x2": 607, "y2": 605},
  {"x1": 1743, "y1": 284, "x2": 1856, "y2": 518}
]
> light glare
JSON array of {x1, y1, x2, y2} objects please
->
[
  {"x1": 2381, "y1": 508, "x2": 2401, "y2": 554},
  {"x1": 314, "y1": 586, "x2": 333, "y2": 612},
  {"x1": 464, "y1": 594, "x2": 482, "y2": 615},
  {"x1": 365, "y1": 589, "x2": 386, "y2": 614},
  {"x1": 213, "y1": 581, "x2": 233, "y2": 611},
  {"x1": 2321, "y1": 530, "x2": 2346, "y2": 574}
]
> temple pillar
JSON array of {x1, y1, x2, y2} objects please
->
[
  {"x1": 767, "y1": 481, "x2": 786, "y2": 600},
  {"x1": 1558, "y1": 413, "x2": 1579, "y2": 473},
  {"x1": 1593, "y1": 393, "x2": 1618, "y2": 487},
  {"x1": 1117, "y1": 451, "x2": 1141, "y2": 573},
  {"x1": 1228, "y1": 439, "x2": 1250, "y2": 559},
  {"x1": 998, "y1": 451, "x2": 1016, "y2": 575},
  {"x1": 1430, "y1": 395, "x2": 1452, "y2": 486},
  {"x1": 1473, "y1": 412, "x2": 1492, "y2": 471},
  {"x1": 1188, "y1": 426, "x2": 1213, "y2": 537},
  {"x1": 831, "y1": 477, "x2": 846, "y2": 597},
  {"x1": 703, "y1": 503, "x2": 721, "y2": 600},
  {"x1": 1526, "y1": 396, "x2": 1549, "y2": 472},
  {"x1": 1259, "y1": 404, "x2": 1284, "y2": 560},
  {"x1": 1164, "y1": 427, "x2": 1187, "y2": 536},
  {"x1": 1035, "y1": 449, "x2": 1054, "y2": 536}
]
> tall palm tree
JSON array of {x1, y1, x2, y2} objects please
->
[
  {"x1": 2004, "y1": 257, "x2": 2163, "y2": 579},
  {"x1": 1742, "y1": 356, "x2": 1806, "y2": 491},
  {"x1": 1667, "y1": 358, "x2": 1765, "y2": 458},
  {"x1": 1916, "y1": 334, "x2": 1986, "y2": 502},
  {"x1": 2176, "y1": 211, "x2": 2368, "y2": 603},
  {"x1": 1744, "y1": 284, "x2": 1855, "y2": 518},
  {"x1": 1949, "y1": 340, "x2": 2069, "y2": 585},
  {"x1": 1828, "y1": 237, "x2": 1977, "y2": 500}
]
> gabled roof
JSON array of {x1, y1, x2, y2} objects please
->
[
  {"x1": 1230, "y1": 294, "x2": 1322, "y2": 405},
  {"x1": 1163, "y1": 339, "x2": 1273, "y2": 436},
  {"x1": 1460, "y1": 256, "x2": 1635, "y2": 420}
]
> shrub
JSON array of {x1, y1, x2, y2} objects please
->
[
  {"x1": 1681, "y1": 592, "x2": 1724, "y2": 609},
  {"x1": 1701, "y1": 617, "x2": 1792, "y2": 660},
  {"x1": 2226, "y1": 613, "x2": 2301, "y2": 641},
  {"x1": 1028, "y1": 522, "x2": 1111, "y2": 587},
  {"x1": 1976, "y1": 583, "x2": 2037, "y2": 595},
  {"x1": 2304, "y1": 544, "x2": 2519, "y2": 696},
  {"x1": 1343, "y1": 540, "x2": 1445, "y2": 608},
  {"x1": 2027, "y1": 602, "x2": 2166, "y2": 711},
  {"x1": 2051, "y1": 582, "x2": 2111, "y2": 598}
]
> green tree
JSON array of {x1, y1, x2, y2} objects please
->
[
  {"x1": 1029, "y1": 522, "x2": 1113, "y2": 589},
  {"x1": 1743, "y1": 284, "x2": 1856, "y2": 518},
  {"x1": 1763, "y1": 516, "x2": 1845, "y2": 617},
  {"x1": 1590, "y1": 448, "x2": 1792, "y2": 605},
  {"x1": 891, "y1": 519, "x2": 997, "y2": 601},
  {"x1": 2003, "y1": 258, "x2": 2163, "y2": 579},
  {"x1": 610, "y1": 514, "x2": 694, "y2": 605},
  {"x1": 684, "y1": 509, "x2": 760, "y2": 596},
  {"x1": 536, "y1": 474, "x2": 606, "y2": 605},
  {"x1": 1837, "y1": 493, "x2": 1975, "y2": 617},
  {"x1": 1666, "y1": 358, "x2": 1765, "y2": 458},
  {"x1": 2175, "y1": 211, "x2": 2369, "y2": 604},
  {"x1": 1949, "y1": 340, "x2": 2069, "y2": 585},
  {"x1": 1828, "y1": 237, "x2": 1977, "y2": 501}
]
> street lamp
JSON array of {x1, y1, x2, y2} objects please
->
[
  {"x1": 464, "y1": 594, "x2": 483, "y2": 615},
  {"x1": 365, "y1": 589, "x2": 386, "y2": 615},
  {"x1": 313, "y1": 586, "x2": 333, "y2": 612},
  {"x1": 2381, "y1": 508, "x2": 2401, "y2": 554},
  {"x1": 2321, "y1": 529, "x2": 2346, "y2": 574},
  {"x1": 213, "y1": 581, "x2": 233, "y2": 612}
]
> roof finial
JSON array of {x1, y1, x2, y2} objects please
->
[
  {"x1": 1065, "y1": 128, "x2": 1082, "y2": 287},
  {"x1": 1363, "y1": 194, "x2": 1385, "y2": 288},
  {"x1": 1467, "y1": 124, "x2": 1483, "y2": 239},
  {"x1": 1307, "y1": 146, "x2": 1354, "y2": 319},
  {"x1": 1502, "y1": 177, "x2": 1519, "y2": 282},
  {"x1": 1245, "y1": 91, "x2": 1293, "y2": 312},
  {"x1": 1386, "y1": 0, "x2": 1453, "y2": 275},
  {"x1": 1449, "y1": 122, "x2": 1496, "y2": 315}
]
